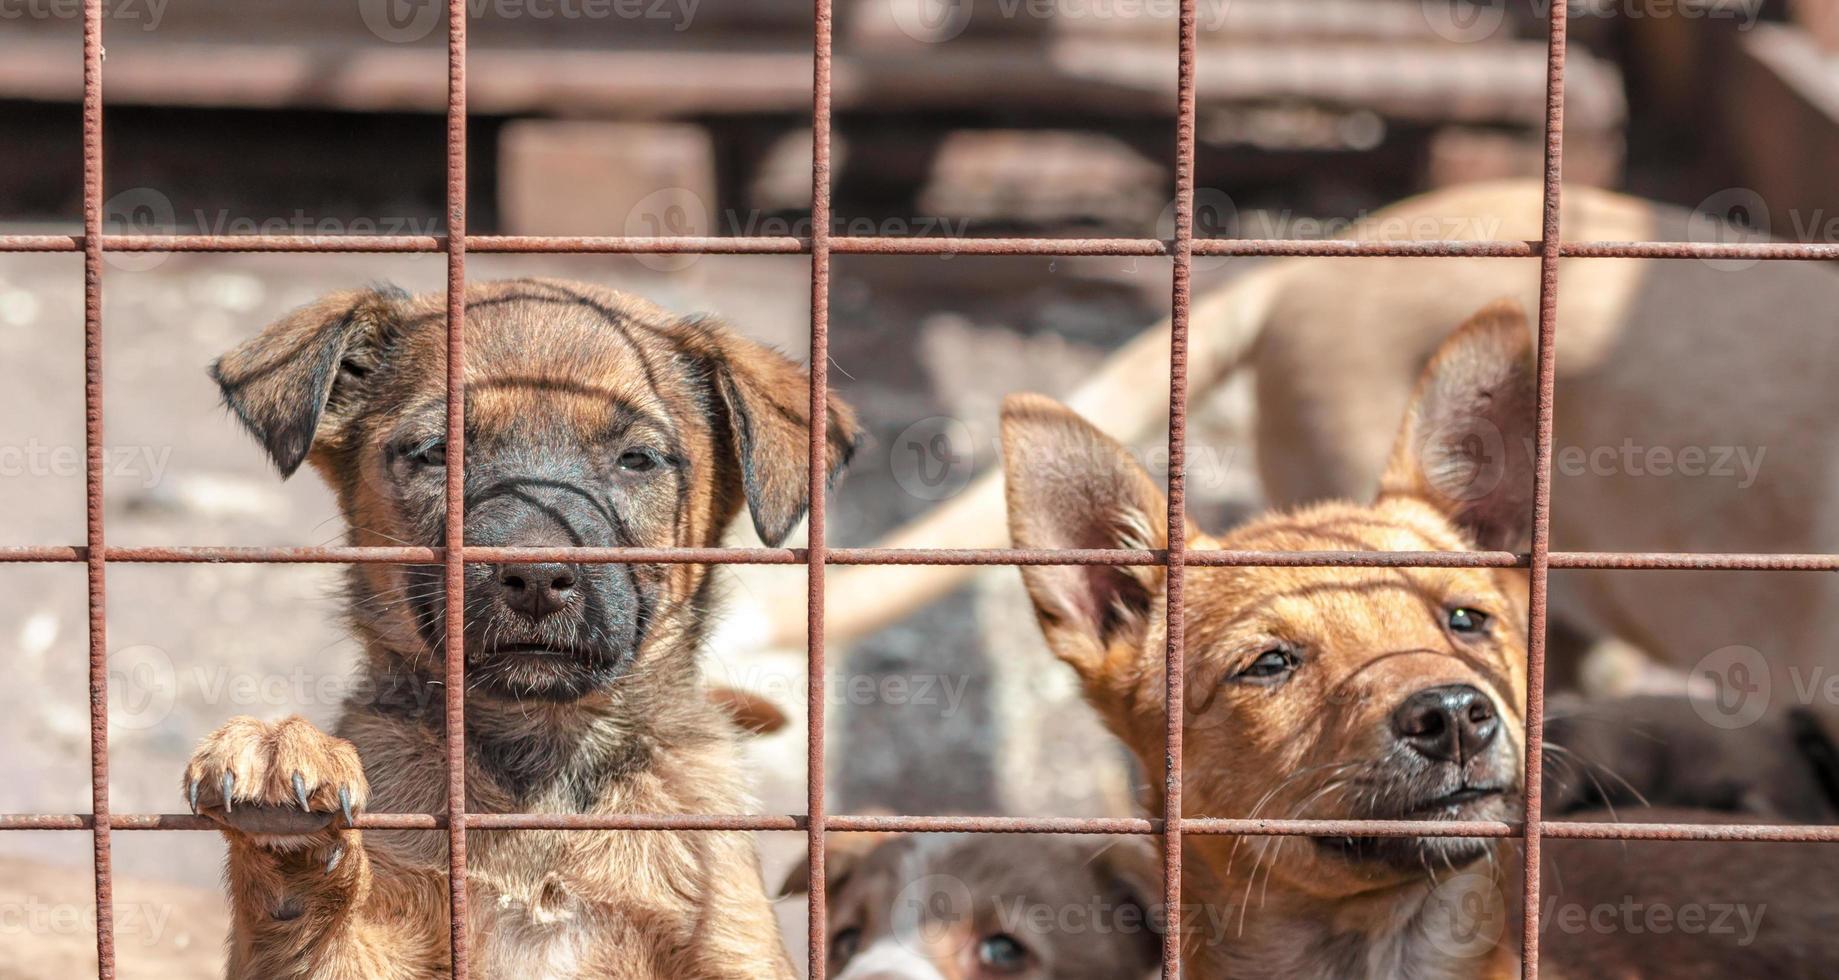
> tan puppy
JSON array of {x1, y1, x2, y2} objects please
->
[
  {"x1": 181, "y1": 279, "x2": 856, "y2": 979},
  {"x1": 783, "y1": 833, "x2": 1163, "y2": 980},
  {"x1": 1003, "y1": 303, "x2": 1536, "y2": 977}
]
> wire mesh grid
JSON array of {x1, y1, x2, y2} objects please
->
[{"x1": 5, "y1": 0, "x2": 1839, "y2": 976}]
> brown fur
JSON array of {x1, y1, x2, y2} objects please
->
[
  {"x1": 181, "y1": 278, "x2": 857, "y2": 979},
  {"x1": 1002, "y1": 304, "x2": 1537, "y2": 978},
  {"x1": 1004, "y1": 300, "x2": 1839, "y2": 978}
]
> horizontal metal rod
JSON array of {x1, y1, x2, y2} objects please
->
[
  {"x1": 2, "y1": 545, "x2": 1833, "y2": 571},
  {"x1": 1180, "y1": 817, "x2": 1518, "y2": 837},
  {"x1": 826, "y1": 815, "x2": 1161, "y2": 834},
  {"x1": 3, "y1": 234, "x2": 1837, "y2": 261},
  {"x1": 1538, "y1": 821, "x2": 1839, "y2": 842},
  {"x1": 6, "y1": 812, "x2": 1834, "y2": 841}
]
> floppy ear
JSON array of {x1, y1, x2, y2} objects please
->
[
  {"x1": 1378, "y1": 299, "x2": 1538, "y2": 551},
  {"x1": 706, "y1": 684, "x2": 789, "y2": 737},
  {"x1": 682, "y1": 317, "x2": 861, "y2": 547},
  {"x1": 776, "y1": 830, "x2": 893, "y2": 899},
  {"x1": 1001, "y1": 393, "x2": 1167, "y2": 680},
  {"x1": 210, "y1": 287, "x2": 405, "y2": 478},
  {"x1": 1089, "y1": 837, "x2": 1166, "y2": 970}
]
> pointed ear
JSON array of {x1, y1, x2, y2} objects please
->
[
  {"x1": 1001, "y1": 394, "x2": 1167, "y2": 679},
  {"x1": 210, "y1": 287, "x2": 405, "y2": 478},
  {"x1": 681, "y1": 317, "x2": 861, "y2": 547},
  {"x1": 1379, "y1": 300, "x2": 1537, "y2": 551}
]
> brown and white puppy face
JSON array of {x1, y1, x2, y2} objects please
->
[
  {"x1": 1003, "y1": 302, "x2": 1536, "y2": 896},
  {"x1": 212, "y1": 278, "x2": 857, "y2": 702},
  {"x1": 786, "y1": 834, "x2": 1164, "y2": 980}
]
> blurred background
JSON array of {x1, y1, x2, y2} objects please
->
[{"x1": 1, "y1": 0, "x2": 1835, "y2": 975}]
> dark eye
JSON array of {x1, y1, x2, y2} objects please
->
[
  {"x1": 830, "y1": 926, "x2": 862, "y2": 964},
  {"x1": 617, "y1": 449, "x2": 658, "y2": 473},
  {"x1": 1448, "y1": 607, "x2": 1490, "y2": 634},
  {"x1": 407, "y1": 440, "x2": 446, "y2": 467},
  {"x1": 976, "y1": 933, "x2": 1030, "y2": 973},
  {"x1": 1237, "y1": 647, "x2": 1299, "y2": 682}
]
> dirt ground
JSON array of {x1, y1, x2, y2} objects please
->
[{"x1": 0, "y1": 240, "x2": 1264, "y2": 974}]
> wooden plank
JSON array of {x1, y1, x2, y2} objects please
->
[{"x1": 0, "y1": 34, "x2": 1623, "y2": 132}]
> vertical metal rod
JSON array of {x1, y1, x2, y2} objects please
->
[
  {"x1": 443, "y1": 0, "x2": 471, "y2": 975},
  {"x1": 1521, "y1": 0, "x2": 1569, "y2": 975},
  {"x1": 81, "y1": 1, "x2": 115, "y2": 976},
  {"x1": 807, "y1": 0, "x2": 836, "y2": 974},
  {"x1": 1162, "y1": 0, "x2": 1199, "y2": 974}
]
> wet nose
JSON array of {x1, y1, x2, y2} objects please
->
[
  {"x1": 495, "y1": 563, "x2": 577, "y2": 619},
  {"x1": 1392, "y1": 684, "x2": 1499, "y2": 764}
]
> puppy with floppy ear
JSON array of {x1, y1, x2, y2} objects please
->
[
  {"x1": 1004, "y1": 304, "x2": 1540, "y2": 977},
  {"x1": 785, "y1": 831, "x2": 1165, "y2": 979},
  {"x1": 183, "y1": 279, "x2": 856, "y2": 979}
]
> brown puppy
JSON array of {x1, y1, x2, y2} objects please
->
[
  {"x1": 1002, "y1": 303, "x2": 1536, "y2": 978},
  {"x1": 1003, "y1": 304, "x2": 1839, "y2": 977},
  {"x1": 784, "y1": 833, "x2": 1163, "y2": 979},
  {"x1": 180, "y1": 278, "x2": 856, "y2": 979}
]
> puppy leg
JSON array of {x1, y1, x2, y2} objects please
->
[{"x1": 184, "y1": 716, "x2": 424, "y2": 979}]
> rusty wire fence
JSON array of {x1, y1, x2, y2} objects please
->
[{"x1": 4, "y1": 0, "x2": 1839, "y2": 977}]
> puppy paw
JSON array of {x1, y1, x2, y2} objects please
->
[{"x1": 183, "y1": 715, "x2": 369, "y2": 848}]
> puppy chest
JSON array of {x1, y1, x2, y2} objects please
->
[
  {"x1": 474, "y1": 871, "x2": 596, "y2": 979},
  {"x1": 466, "y1": 836, "x2": 705, "y2": 978}
]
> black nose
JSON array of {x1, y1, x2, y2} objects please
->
[
  {"x1": 495, "y1": 563, "x2": 577, "y2": 619},
  {"x1": 1392, "y1": 684, "x2": 1499, "y2": 764}
]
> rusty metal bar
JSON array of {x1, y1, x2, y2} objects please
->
[
  {"x1": 9, "y1": 234, "x2": 1839, "y2": 262},
  {"x1": 808, "y1": 0, "x2": 836, "y2": 973},
  {"x1": 19, "y1": 811, "x2": 1839, "y2": 843},
  {"x1": 1521, "y1": 0, "x2": 1571, "y2": 974},
  {"x1": 7, "y1": 0, "x2": 1834, "y2": 976},
  {"x1": 441, "y1": 2, "x2": 471, "y2": 976},
  {"x1": 80, "y1": 0, "x2": 115, "y2": 975},
  {"x1": 8, "y1": 545, "x2": 1837, "y2": 571},
  {"x1": 1160, "y1": 0, "x2": 1199, "y2": 975}
]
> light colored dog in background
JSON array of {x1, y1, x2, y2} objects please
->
[
  {"x1": 781, "y1": 177, "x2": 1839, "y2": 754},
  {"x1": 784, "y1": 831, "x2": 1163, "y2": 980}
]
